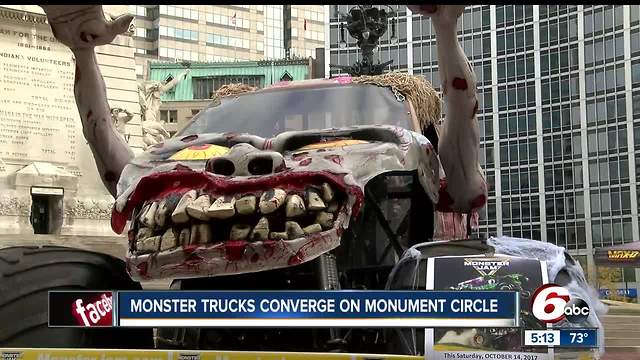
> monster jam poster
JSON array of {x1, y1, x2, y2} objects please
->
[{"x1": 425, "y1": 255, "x2": 553, "y2": 360}]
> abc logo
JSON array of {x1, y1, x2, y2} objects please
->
[{"x1": 531, "y1": 284, "x2": 590, "y2": 324}]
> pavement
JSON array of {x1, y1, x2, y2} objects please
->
[{"x1": 601, "y1": 300, "x2": 640, "y2": 359}]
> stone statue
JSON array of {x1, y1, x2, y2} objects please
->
[
  {"x1": 138, "y1": 69, "x2": 190, "y2": 149},
  {"x1": 110, "y1": 107, "x2": 133, "y2": 142}
]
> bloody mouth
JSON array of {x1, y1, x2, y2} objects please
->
[{"x1": 113, "y1": 170, "x2": 362, "y2": 262}]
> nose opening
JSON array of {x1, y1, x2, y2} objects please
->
[
  {"x1": 248, "y1": 157, "x2": 274, "y2": 175},
  {"x1": 210, "y1": 158, "x2": 235, "y2": 176}
]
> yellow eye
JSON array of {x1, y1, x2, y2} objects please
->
[
  {"x1": 169, "y1": 144, "x2": 230, "y2": 161},
  {"x1": 298, "y1": 139, "x2": 370, "y2": 150}
]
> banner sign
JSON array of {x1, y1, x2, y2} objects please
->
[
  {"x1": 117, "y1": 290, "x2": 519, "y2": 328},
  {"x1": 48, "y1": 290, "x2": 519, "y2": 328}
]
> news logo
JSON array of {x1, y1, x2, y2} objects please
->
[
  {"x1": 49, "y1": 291, "x2": 114, "y2": 327},
  {"x1": 531, "y1": 284, "x2": 590, "y2": 324}
]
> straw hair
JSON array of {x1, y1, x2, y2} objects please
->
[
  {"x1": 209, "y1": 73, "x2": 441, "y2": 128},
  {"x1": 353, "y1": 71, "x2": 441, "y2": 127},
  {"x1": 211, "y1": 83, "x2": 257, "y2": 102}
]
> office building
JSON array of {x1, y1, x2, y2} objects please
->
[
  {"x1": 128, "y1": 5, "x2": 325, "y2": 79},
  {"x1": 326, "y1": 5, "x2": 640, "y2": 286}
]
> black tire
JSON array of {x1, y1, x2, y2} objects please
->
[{"x1": 0, "y1": 246, "x2": 154, "y2": 348}]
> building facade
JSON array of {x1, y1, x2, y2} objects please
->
[
  {"x1": 128, "y1": 5, "x2": 325, "y2": 80},
  {"x1": 150, "y1": 58, "x2": 313, "y2": 133},
  {"x1": 0, "y1": 5, "x2": 142, "y2": 258},
  {"x1": 326, "y1": 5, "x2": 640, "y2": 288}
]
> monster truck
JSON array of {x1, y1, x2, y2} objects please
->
[
  {"x1": 0, "y1": 4, "x2": 602, "y2": 356},
  {"x1": 451, "y1": 274, "x2": 530, "y2": 296}
]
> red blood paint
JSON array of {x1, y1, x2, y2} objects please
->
[
  {"x1": 127, "y1": 230, "x2": 135, "y2": 242},
  {"x1": 136, "y1": 262, "x2": 148, "y2": 277},
  {"x1": 182, "y1": 244, "x2": 198, "y2": 255},
  {"x1": 262, "y1": 240, "x2": 277, "y2": 258},
  {"x1": 472, "y1": 100, "x2": 479, "y2": 118},
  {"x1": 288, "y1": 254, "x2": 303, "y2": 266},
  {"x1": 181, "y1": 134, "x2": 198, "y2": 142},
  {"x1": 299, "y1": 158, "x2": 312, "y2": 166},
  {"x1": 189, "y1": 144, "x2": 211, "y2": 150},
  {"x1": 225, "y1": 240, "x2": 248, "y2": 261},
  {"x1": 184, "y1": 253, "x2": 203, "y2": 265},
  {"x1": 452, "y1": 77, "x2": 468, "y2": 90},
  {"x1": 470, "y1": 194, "x2": 486, "y2": 209},
  {"x1": 291, "y1": 152, "x2": 309, "y2": 161},
  {"x1": 435, "y1": 179, "x2": 455, "y2": 212},
  {"x1": 324, "y1": 154, "x2": 343, "y2": 166}
]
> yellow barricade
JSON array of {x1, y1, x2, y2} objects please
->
[{"x1": 0, "y1": 349, "x2": 422, "y2": 360}]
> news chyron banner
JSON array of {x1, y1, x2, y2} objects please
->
[{"x1": 49, "y1": 290, "x2": 518, "y2": 328}]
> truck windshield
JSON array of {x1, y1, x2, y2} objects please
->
[{"x1": 176, "y1": 83, "x2": 413, "y2": 138}]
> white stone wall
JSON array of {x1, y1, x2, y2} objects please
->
[{"x1": 0, "y1": 5, "x2": 141, "y2": 242}]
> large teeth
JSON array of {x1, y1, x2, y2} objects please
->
[
  {"x1": 178, "y1": 228, "x2": 191, "y2": 246},
  {"x1": 134, "y1": 182, "x2": 341, "y2": 254},
  {"x1": 321, "y1": 182, "x2": 334, "y2": 202},
  {"x1": 285, "y1": 194, "x2": 306, "y2": 217},
  {"x1": 172, "y1": 190, "x2": 197, "y2": 224},
  {"x1": 316, "y1": 211, "x2": 334, "y2": 229},
  {"x1": 250, "y1": 217, "x2": 269, "y2": 241},
  {"x1": 259, "y1": 189, "x2": 286, "y2": 214},
  {"x1": 155, "y1": 194, "x2": 180, "y2": 228},
  {"x1": 190, "y1": 223, "x2": 211, "y2": 244},
  {"x1": 230, "y1": 224, "x2": 252, "y2": 240},
  {"x1": 137, "y1": 235, "x2": 160, "y2": 254},
  {"x1": 235, "y1": 195, "x2": 257, "y2": 215},
  {"x1": 136, "y1": 227, "x2": 153, "y2": 241},
  {"x1": 208, "y1": 195, "x2": 236, "y2": 219},
  {"x1": 269, "y1": 231, "x2": 288, "y2": 240},
  {"x1": 140, "y1": 202, "x2": 158, "y2": 228},
  {"x1": 285, "y1": 221, "x2": 304, "y2": 239},
  {"x1": 160, "y1": 228, "x2": 178, "y2": 251},
  {"x1": 306, "y1": 189, "x2": 326, "y2": 211},
  {"x1": 186, "y1": 195, "x2": 211, "y2": 221},
  {"x1": 303, "y1": 223, "x2": 322, "y2": 235}
]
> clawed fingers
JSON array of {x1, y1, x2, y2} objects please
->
[{"x1": 109, "y1": 14, "x2": 134, "y2": 36}]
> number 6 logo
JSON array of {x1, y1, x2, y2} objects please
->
[{"x1": 531, "y1": 284, "x2": 571, "y2": 323}]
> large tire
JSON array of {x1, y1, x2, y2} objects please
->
[{"x1": 0, "y1": 246, "x2": 154, "y2": 348}]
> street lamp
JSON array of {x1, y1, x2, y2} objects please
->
[
  {"x1": 330, "y1": 5, "x2": 398, "y2": 76},
  {"x1": 339, "y1": 23, "x2": 347, "y2": 48}
]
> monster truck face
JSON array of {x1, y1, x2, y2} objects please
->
[{"x1": 110, "y1": 77, "x2": 441, "y2": 280}]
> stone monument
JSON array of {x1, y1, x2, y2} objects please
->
[{"x1": 138, "y1": 69, "x2": 190, "y2": 149}]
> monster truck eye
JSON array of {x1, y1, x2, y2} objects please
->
[
  {"x1": 248, "y1": 157, "x2": 274, "y2": 175},
  {"x1": 210, "y1": 158, "x2": 235, "y2": 176},
  {"x1": 487, "y1": 279, "x2": 496, "y2": 285}
]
